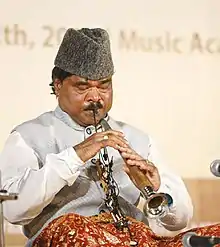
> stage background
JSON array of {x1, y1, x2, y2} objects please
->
[{"x1": 0, "y1": 0, "x2": 220, "y2": 245}]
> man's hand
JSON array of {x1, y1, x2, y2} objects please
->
[
  {"x1": 120, "y1": 147, "x2": 161, "y2": 191},
  {"x1": 74, "y1": 130, "x2": 129, "y2": 162}
]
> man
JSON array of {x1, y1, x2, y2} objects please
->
[{"x1": 0, "y1": 28, "x2": 218, "y2": 246}]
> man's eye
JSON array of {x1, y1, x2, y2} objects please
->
[
  {"x1": 77, "y1": 85, "x2": 88, "y2": 90},
  {"x1": 99, "y1": 82, "x2": 111, "y2": 89}
]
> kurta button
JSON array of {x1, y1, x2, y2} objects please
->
[
  {"x1": 86, "y1": 128, "x2": 92, "y2": 135},
  {"x1": 91, "y1": 158, "x2": 97, "y2": 164}
]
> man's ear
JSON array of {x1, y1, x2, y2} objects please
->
[{"x1": 54, "y1": 79, "x2": 62, "y2": 97}]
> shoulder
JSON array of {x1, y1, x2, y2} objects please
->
[{"x1": 12, "y1": 111, "x2": 54, "y2": 133}]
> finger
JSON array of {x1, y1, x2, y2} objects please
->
[
  {"x1": 120, "y1": 148, "x2": 144, "y2": 161},
  {"x1": 95, "y1": 131, "x2": 128, "y2": 144},
  {"x1": 143, "y1": 164, "x2": 157, "y2": 173},
  {"x1": 99, "y1": 138, "x2": 127, "y2": 151},
  {"x1": 108, "y1": 134, "x2": 129, "y2": 146},
  {"x1": 100, "y1": 135, "x2": 129, "y2": 149},
  {"x1": 103, "y1": 130, "x2": 125, "y2": 138},
  {"x1": 92, "y1": 131, "x2": 124, "y2": 143},
  {"x1": 118, "y1": 146, "x2": 134, "y2": 153},
  {"x1": 126, "y1": 159, "x2": 157, "y2": 173},
  {"x1": 126, "y1": 159, "x2": 138, "y2": 166},
  {"x1": 120, "y1": 151, "x2": 141, "y2": 160},
  {"x1": 144, "y1": 160, "x2": 157, "y2": 172}
]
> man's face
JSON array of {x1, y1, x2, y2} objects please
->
[{"x1": 54, "y1": 75, "x2": 113, "y2": 126}]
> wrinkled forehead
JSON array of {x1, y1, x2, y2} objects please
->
[{"x1": 68, "y1": 75, "x2": 112, "y2": 85}]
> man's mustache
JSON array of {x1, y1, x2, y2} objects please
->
[{"x1": 84, "y1": 102, "x2": 103, "y2": 112}]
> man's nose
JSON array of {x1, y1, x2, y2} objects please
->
[{"x1": 85, "y1": 87, "x2": 101, "y2": 102}]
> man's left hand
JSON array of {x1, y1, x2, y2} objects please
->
[{"x1": 119, "y1": 146, "x2": 161, "y2": 191}]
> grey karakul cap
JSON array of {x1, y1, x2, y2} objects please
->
[{"x1": 54, "y1": 28, "x2": 114, "y2": 80}]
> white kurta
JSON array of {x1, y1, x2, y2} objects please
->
[{"x1": 0, "y1": 127, "x2": 193, "y2": 233}]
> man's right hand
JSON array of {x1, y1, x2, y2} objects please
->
[{"x1": 73, "y1": 130, "x2": 129, "y2": 162}]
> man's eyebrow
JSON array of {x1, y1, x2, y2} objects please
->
[
  {"x1": 73, "y1": 77, "x2": 112, "y2": 85},
  {"x1": 99, "y1": 77, "x2": 112, "y2": 83},
  {"x1": 74, "y1": 80, "x2": 89, "y2": 85}
]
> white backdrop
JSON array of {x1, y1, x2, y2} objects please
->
[{"x1": 1, "y1": 0, "x2": 220, "y2": 178}]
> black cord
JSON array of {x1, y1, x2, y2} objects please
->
[{"x1": 92, "y1": 109, "x2": 138, "y2": 246}]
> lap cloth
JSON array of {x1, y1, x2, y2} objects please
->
[{"x1": 33, "y1": 213, "x2": 220, "y2": 246}]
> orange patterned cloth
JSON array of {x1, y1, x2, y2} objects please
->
[{"x1": 33, "y1": 213, "x2": 220, "y2": 247}]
